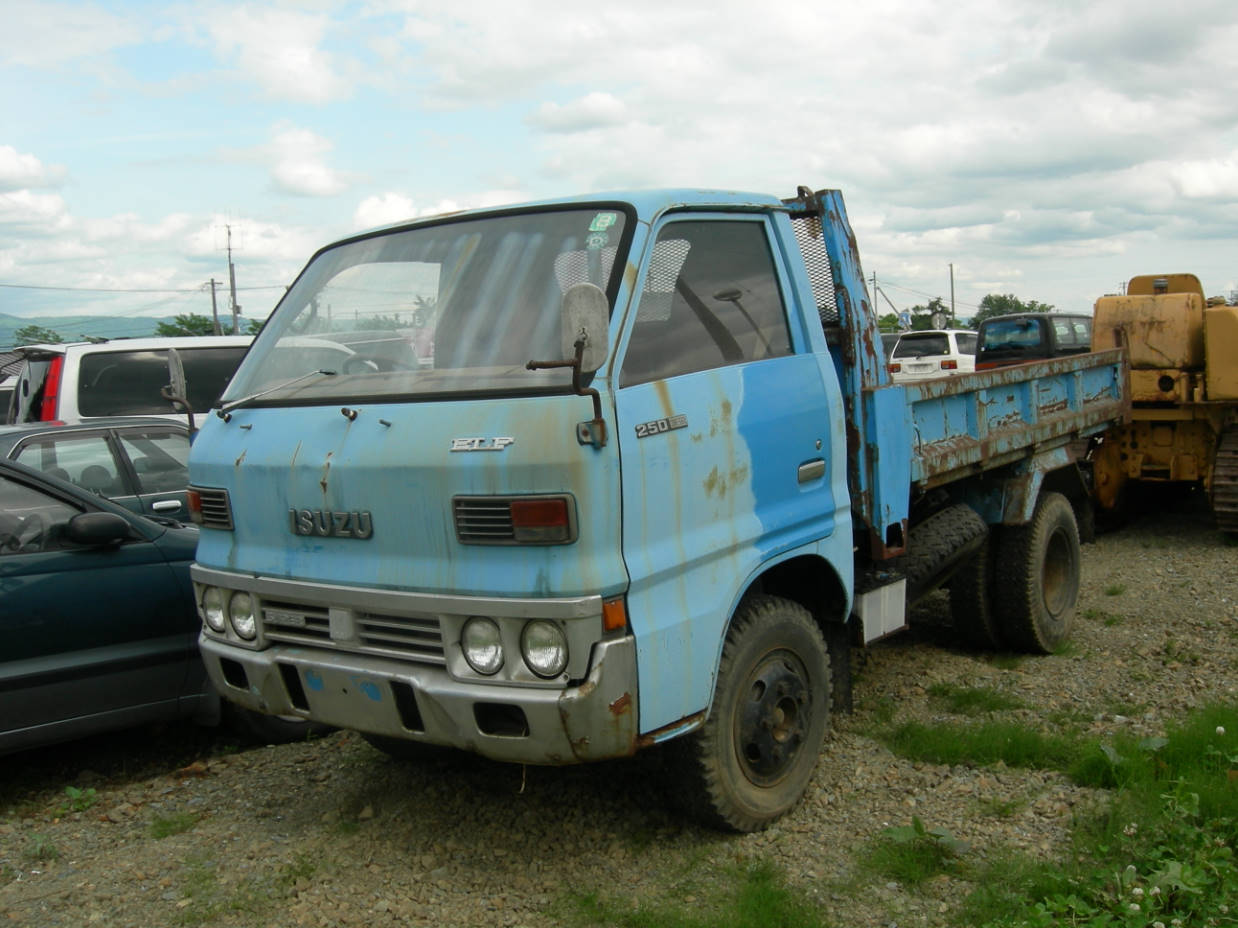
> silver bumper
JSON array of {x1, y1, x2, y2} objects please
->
[{"x1": 199, "y1": 634, "x2": 639, "y2": 765}]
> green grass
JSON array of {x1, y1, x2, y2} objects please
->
[
  {"x1": 961, "y1": 703, "x2": 1238, "y2": 927},
  {"x1": 859, "y1": 816, "x2": 968, "y2": 886},
  {"x1": 927, "y1": 683, "x2": 1023, "y2": 715},
  {"x1": 880, "y1": 720, "x2": 1078, "y2": 770},
  {"x1": 569, "y1": 859, "x2": 828, "y2": 928},
  {"x1": 22, "y1": 834, "x2": 59, "y2": 862},
  {"x1": 1103, "y1": 583, "x2": 1127, "y2": 596},
  {"x1": 56, "y1": 785, "x2": 98, "y2": 816},
  {"x1": 174, "y1": 851, "x2": 317, "y2": 925},
  {"x1": 150, "y1": 812, "x2": 198, "y2": 839}
]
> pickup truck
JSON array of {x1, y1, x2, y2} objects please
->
[{"x1": 186, "y1": 186, "x2": 1128, "y2": 831}]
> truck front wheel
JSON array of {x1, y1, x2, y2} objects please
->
[
  {"x1": 996, "y1": 492, "x2": 1080, "y2": 654},
  {"x1": 680, "y1": 595, "x2": 831, "y2": 832}
]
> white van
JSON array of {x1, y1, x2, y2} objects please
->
[
  {"x1": 887, "y1": 329, "x2": 977, "y2": 382},
  {"x1": 6, "y1": 336, "x2": 253, "y2": 424}
]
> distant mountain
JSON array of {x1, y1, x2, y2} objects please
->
[{"x1": 0, "y1": 312, "x2": 184, "y2": 347}]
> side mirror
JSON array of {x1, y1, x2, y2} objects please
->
[
  {"x1": 561, "y1": 283, "x2": 610, "y2": 374},
  {"x1": 65, "y1": 511, "x2": 133, "y2": 546}
]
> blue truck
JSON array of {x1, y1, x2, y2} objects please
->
[{"x1": 187, "y1": 187, "x2": 1128, "y2": 831}]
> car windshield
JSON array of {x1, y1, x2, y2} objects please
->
[
  {"x1": 223, "y1": 206, "x2": 629, "y2": 405},
  {"x1": 981, "y1": 319, "x2": 1042, "y2": 351}
]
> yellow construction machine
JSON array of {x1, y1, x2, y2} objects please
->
[{"x1": 1091, "y1": 273, "x2": 1238, "y2": 531}]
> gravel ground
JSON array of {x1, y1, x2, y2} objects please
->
[{"x1": 2, "y1": 488, "x2": 1235, "y2": 928}]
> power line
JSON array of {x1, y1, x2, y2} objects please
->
[{"x1": 0, "y1": 282, "x2": 283, "y2": 294}]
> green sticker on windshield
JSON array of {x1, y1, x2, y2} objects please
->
[{"x1": 589, "y1": 212, "x2": 618, "y2": 232}]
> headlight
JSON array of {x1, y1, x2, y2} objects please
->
[
  {"x1": 202, "y1": 587, "x2": 226, "y2": 633},
  {"x1": 229, "y1": 592, "x2": 257, "y2": 640},
  {"x1": 521, "y1": 620, "x2": 568, "y2": 678},
  {"x1": 461, "y1": 617, "x2": 503, "y2": 675}
]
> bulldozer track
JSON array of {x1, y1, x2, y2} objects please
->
[{"x1": 1211, "y1": 426, "x2": 1238, "y2": 533}]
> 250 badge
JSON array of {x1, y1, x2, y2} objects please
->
[{"x1": 634, "y1": 414, "x2": 688, "y2": 439}]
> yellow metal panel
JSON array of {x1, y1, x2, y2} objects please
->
[
  {"x1": 1205, "y1": 304, "x2": 1238, "y2": 400},
  {"x1": 1125, "y1": 274, "x2": 1204, "y2": 298},
  {"x1": 1094, "y1": 292, "x2": 1206, "y2": 369}
]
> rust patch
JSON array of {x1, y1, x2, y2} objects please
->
[
  {"x1": 635, "y1": 710, "x2": 706, "y2": 749},
  {"x1": 320, "y1": 452, "x2": 332, "y2": 494},
  {"x1": 234, "y1": 449, "x2": 246, "y2": 467},
  {"x1": 608, "y1": 692, "x2": 632, "y2": 717}
]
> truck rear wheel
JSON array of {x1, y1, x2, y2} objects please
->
[
  {"x1": 995, "y1": 492, "x2": 1080, "y2": 654},
  {"x1": 679, "y1": 595, "x2": 831, "y2": 832},
  {"x1": 949, "y1": 533, "x2": 1005, "y2": 650}
]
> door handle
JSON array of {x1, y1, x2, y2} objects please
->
[
  {"x1": 798, "y1": 459, "x2": 826, "y2": 484},
  {"x1": 152, "y1": 499, "x2": 183, "y2": 512}
]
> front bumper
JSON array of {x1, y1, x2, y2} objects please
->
[{"x1": 199, "y1": 633, "x2": 639, "y2": 765}]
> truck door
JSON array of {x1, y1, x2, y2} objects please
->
[{"x1": 614, "y1": 215, "x2": 842, "y2": 734}]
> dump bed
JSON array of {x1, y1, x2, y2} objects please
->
[{"x1": 901, "y1": 348, "x2": 1129, "y2": 489}]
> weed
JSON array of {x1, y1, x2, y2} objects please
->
[
  {"x1": 56, "y1": 785, "x2": 98, "y2": 816},
  {"x1": 860, "y1": 816, "x2": 968, "y2": 885},
  {"x1": 976, "y1": 796, "x2": 1027, "y2": 818},
  {"x1": 1103, "y1": 583, "x2": 1127, "y2": 596},
  {"x1": 868, "y1": 695, "x2": 897, "y2": 726},
  {"x1": 987, "y1": 653, "x2": 1025, "y2": 671},
  {"x1": 569, "y1": 858, "x2": 828, "y2": 928},
  {"x1": 23, "y1": 834, "x2": 59, "y2": 862},
  {"x1": 150, "y1": 812, "x2": 198, "y2": 839},
  {"x1": 927, "y1": 682, "x2": 1023, "y2": 715}
]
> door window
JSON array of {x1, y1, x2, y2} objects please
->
[
  {"x1": 0, "y1": 474, "x2": 82, "y2": 555},
  {"x1": 117, "y1": 430, "x2": 190, "y2": 494},
  {"x1": 11, "y1": 434, "x2": 128, "y2": 498},
  {"x1": 620, "y1": 220, "x2": 792, "y2": 386}
]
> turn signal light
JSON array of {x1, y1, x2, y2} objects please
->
[
  {"x1": 941, "y1": 359, "x2": 958, "y2": 370},
  {"x1": 510, "y1": 498, "x2": 571, "y2": 543},
  {"x1": 186, "y1": 488, "x2": 204, "y2": 524},
  {"x1": 887, "y1": 363, "x2": 901, "y2": 374}
]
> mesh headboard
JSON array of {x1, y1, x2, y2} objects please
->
[{"x1": 790, "y1": 215, "x2": 840, "y2": 325}]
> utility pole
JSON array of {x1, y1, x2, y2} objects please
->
[
  {"x1": 949, "y1": 263, "x2": 956, "y2": 327},
  {"x1": 227, "y1": 225, "x2": 241, "y2": 335},
  {"x1": 207, "y1": 279, "x2": 222, "y2": 335}
]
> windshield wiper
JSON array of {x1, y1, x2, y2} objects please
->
[{"x1": 216, "y1": 369, "x2": 337, "y2": 419}]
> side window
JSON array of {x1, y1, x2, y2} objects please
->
[
  {"x1": 78, "y1": 350, "x2": 173, "y2": 416},
  {"x1": 178, "y1": 347, "x2": 249, "y2": 411},
  {"x1": 117, "y1": 430, "x2": 190, "y2": 494},
  {"x1": 956, "y1": 333, "x2": 977, "y2": 355},
  {"x1": 620, "y1": 220, "x2": 792, "y2": 387},
  {"x1": 12, "y1": 434, "x2": 128, "y2": 498},
  {"x1": 0, "y1": 474, "x2": 83, "y2": 555}
]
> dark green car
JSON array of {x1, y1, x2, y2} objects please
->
[{"x1": 0, "y1": 458, "x2": 320, "y2": 755}]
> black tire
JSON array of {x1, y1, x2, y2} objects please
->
[
  {"x1": 226, "y1": 705, "x2": 332, "y2": 744},
  {"x1": 949, "y1": 532, "x2": 1005, "y2": 650},
  {"x1": 995, "y1": 492, "x2": 1080, "y2": 654},
  {"x1": 896, "y1": 504, "x2": 988, "y2": 605},
  {"x1": 361, "y1": 732, "x2": 449, "y2": 761},
  {"x1": 678, "y1": 595, "x2": 831, "y2": 832}
]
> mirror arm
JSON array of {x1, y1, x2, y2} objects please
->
[{"x1": 526, "y1": 337, "x2": 608, "y2": 448}]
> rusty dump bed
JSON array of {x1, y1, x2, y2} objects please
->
[{"x1": 901, "y1": 348, "x2": 1130, "y2": 489}]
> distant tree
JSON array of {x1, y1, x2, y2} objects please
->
[
  {"x1": 877, "y1": 312, "x2": 900, "y2": 333},
  {"x1": 156, "y1": 313, "x2": 220, "y2": 337},
  {"x1": 905, "y1": 297, "x2": 950, "y2": 330},
  {"x1": 13, "y1": 324, "x2": 65, "y2": 345},
  {"x1": 972, "y1": 294, "x2": 1056, "y2": 326},
  {"x1": 245, "y1": 318, "x2": 264, "y2": 335}
]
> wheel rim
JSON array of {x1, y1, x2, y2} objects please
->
[
  {"x1": 733, "y1": 650, "x2": 810, "y2": 787},
  {"x1": 1041, "y1": 527, "x2": 1076, "y2": 619}
]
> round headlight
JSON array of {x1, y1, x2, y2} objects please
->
[
  {"x1": 521, "y1": 620, "x2": 568, "y2": 678},
  {"x1": 229, "y1": 591, "x2": 257, "y2": 640},
  {"x1": 202, "y1": 587, "x2": 226, "y2": 633},
  {"x1": 461, "y1": 617, "x2": 503, "y2": 675}
]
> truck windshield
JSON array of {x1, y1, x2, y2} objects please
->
[{"x1": 222, "y1": 206, "x2": 628, "y2": 406}]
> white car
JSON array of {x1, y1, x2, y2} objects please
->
[
  {"x1": 7, "y1": 335, "x2": 253, "y2": 424},
  {"x1": 888, "y1": 329, "x2": 977, "y2": 382}
]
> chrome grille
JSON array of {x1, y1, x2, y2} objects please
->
[
  {"x1": 260, "y1": 597, "x2": 445, "y2": 664},
  {"x1": 194, "y1": 486, "x2": 234, "y2": 530}
]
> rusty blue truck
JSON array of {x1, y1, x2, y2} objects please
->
[{"x1": 186, "y1": 186, "x2": 1127, "y2": 831}]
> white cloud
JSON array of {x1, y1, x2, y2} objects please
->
[
  {"x1": 0, "y1": 189, "x2": 72, "y2": 232},
  {"x1": 266, "y1": 126, "x2": 350, "y2": 197},
  {"x1": 0, "y1": 147, "x2": 66, "y2": 192},
  {"x1": 527, "y1": 93, "x2": 629, "y2": 133},
  {"x1": 353, "y1": 193, "x2": 417, "y2": 229},
  {"x1": 0, "y1": 0, "x2": 140, "y2": 67},
  {"x1": 206, "y1": 8, "x2": 350, "y2": 104}
]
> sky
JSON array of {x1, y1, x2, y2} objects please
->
[{"x1": 1, "y1": 0, "x2": 1236, "y2": 338}]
